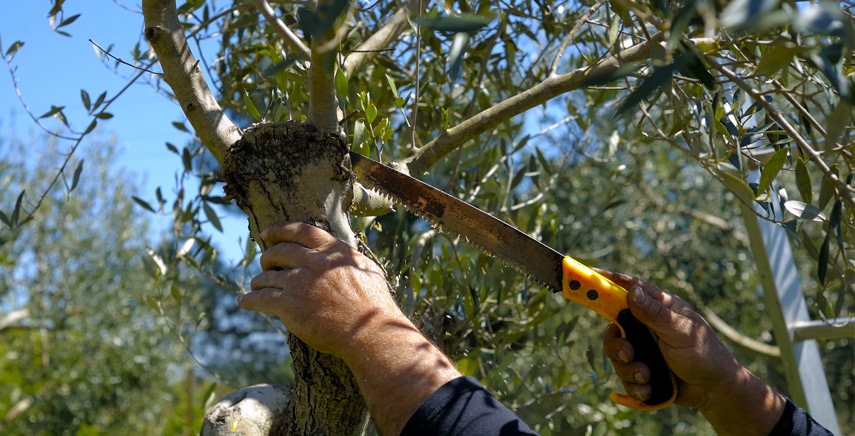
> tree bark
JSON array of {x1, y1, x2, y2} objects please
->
[{"x1": 220, "y1": 121, "x2": 367, "y2": 435}]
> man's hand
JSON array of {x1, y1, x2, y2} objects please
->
[
  {"x1": 598, "y1": 270, "x2": 786, "y2": 436},
  {"x1": 239, "y1": 221, "x2": 400, "y2": 357},
  {"x1": 238, "y1": 222, "x2": 461, "y2": 436}
]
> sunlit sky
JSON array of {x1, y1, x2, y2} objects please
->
[{"x1": 1, "y1": 1, "x2": 249, "y2": 263}]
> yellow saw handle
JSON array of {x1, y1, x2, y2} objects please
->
[{"x1": 561, "y1": 256, "x2": 678, "y2": 411}]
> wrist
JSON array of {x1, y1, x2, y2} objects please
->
[
  {"x1": 343, "y1": 313, "x2": 461, "y2": 435},
  {"x1": 699, "y1": 366, "x2": 786, "y2": 436}
]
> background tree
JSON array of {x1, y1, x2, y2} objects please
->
[{"x1": 1, "y1": 0, "x2": 852, "y2": 434}]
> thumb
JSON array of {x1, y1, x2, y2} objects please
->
[
  {"x1": 627, "y1": 284, "x2": 675, "y2": 338},
  {"x1": 237, "y1": 288, "x2": 283, "y2": 315}
]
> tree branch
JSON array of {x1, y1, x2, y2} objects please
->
[
  {"x1": 343, "y1": 2, "x2": 415, "y2": 78},
  {"x1": 253, "y1": 0, "x2": 311, "y2": 59},
  {"x1": 0, "y1": 395, "x2": 33, "y2": 431},
  {"x1": 708, "y1": 59, "x2": 855, "y2": 207},
  {"x1": 403, "y1": 33, "x2": 664, "y2": 176},
  {"x1": 143, "y1": 0, "x2": 242, "y2": 164},
  {"x1": 0, "y1": 309, "x2": 29, "y2": 332},
  {"x1": 548, "y1": 0, "x2": 606, "y2": 77}
]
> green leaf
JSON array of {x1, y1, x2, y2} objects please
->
[
  {"x1": 608, "y1": 13, "x2": 620, "y2": 47},
  {"x1": 817, "y1": 233, "x2": 830, "y2": 286},
  {"x1": 172, "y1": 121, "x2": 189, "y2": 132},
  {"x1": 448, "y1": 32, "x2": 470, "y2": 82},
  {"x1": 335, "y1": 67, "x2": 349, "y2": 101},
  {"x1": 165, "y1": 142, "x2": 179, "y2": 154},
  {"x1": 757, "y1": 44, "x2": 800, "y2": 77},
  {"x1": 70, "y1": 159, "x2": 84, "y2": 192},
  {"x1": 365, "y1": 104, "x2": 377, "y2": 124},
  {"x1": 203, "y1": 202, "x2": 223, "y2": 232},
  {"x1": 132, "y1": 196, "x2": 156, "y2": 213},
  {"x1": 756, "y1": 147, "x2": 788, "y2": 197},
  {"x1": 243, "y1": 91, "x2": 260, "y2": 121},
  {"x1": 352, "y1": 120, "x2": 367, "y2": 155},
  {"x1": 171, "y1": 284, "x2": 182, "y2": 304},
  {"x1": 92, "y1": 91, "x2": 107, "y2": 111},
  {"x1": 784, "y1": 200, "x2": 826, "y2": 221},
  {"x1": 145, "y1": 295, "x2": 160, "y2": 311},
  {"x1": 39, "y1": 105, "x2": 65, "y2": 119},
  {"x1": 201, "y1": 382, "x2": 218, "y2": 409},
  {"x1": 10, "y1": 191, "x2": 25, "y2": 225},
  {"x1": 715, "y1": 168, "x2": 755, "y2": 206},
  {"x1": 84, "y1": 119, "x2": 97, "y2": 134},
  {"x1": 615, "y1": 58, "x2": 682, "y2": 117},
  {"x1": 80, "y1": 89, "x2": 91, "y2": 111},
  {"x1": 58, "y1": 13, "x2": 80, "y2": 28},
  {"x1": 5, "y1": 40, "x2": 24, "y2": 60},
  {"x1": 818, "y1": 164, "x2": 838, "y2": 210},
  {"x1": 385, "y1": 74, "x2": 398, "y2": 98},
  {"x1": 95, "y1": 112, "x2": 113, "y2": 119},
  {"x1": 795, "y1": 157, "x2": 812, "y2": 204},
  {"x1": 182, "y1": 147, "x2": 192, "y2": 173},
  {"x1": 415, "y1": 14, "x2": 493, "y2": 33},
  {"x1": 823, "y1": 102, "x2": 851, "y2": 150}
]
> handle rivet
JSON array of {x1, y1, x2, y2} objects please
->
[
  {"x1": 586, "y1": 290, "x2": 599, "y2": 300},
  {"x1": 569, "y1": 280, "x2": 581, "y2": 290}
]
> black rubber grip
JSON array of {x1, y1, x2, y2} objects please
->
[{"x1": 616, "y1": 309, "x2": 674, "y2": 405}]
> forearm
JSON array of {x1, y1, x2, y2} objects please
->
[
  {"x1": 344, "y1": 317, "x2": 461, "y2": 436},
  {"x1": 700, "y1": 366, "x2": 786, "y2": 436}
]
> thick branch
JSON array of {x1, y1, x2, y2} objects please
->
[
  {"x1": 306, "y1": 43, "x2": 341, "y2": 132},
  {"x1": 0, "y1": 395, "x2": 33, "y2": 430},
  {"x1": 403, "y1": 33, "x2": 664, "y2": 175},
  {"x1": 254, "y1": 0, "x2": 311, "y2": 58},
  {"x1": 0, "y1": 309, "x2": 28, "y2": 332},
  {"x1": 343, "y1": 2, "x2": 415, "y2": 78},
  {"x1": 143, "y1": 0, "x2": 241, "y2": 163}
]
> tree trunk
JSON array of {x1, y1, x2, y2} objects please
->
[{"x1": 220, "y1": 121, "x2": 367, "y2": 435}]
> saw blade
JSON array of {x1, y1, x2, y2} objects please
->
[{"x1": 350, "y1": 151, "x2": 565, "y2": 293}]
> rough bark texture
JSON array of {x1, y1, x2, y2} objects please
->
[{"x1": 219, "y1": 121, "x2": 367, "y2": 435}]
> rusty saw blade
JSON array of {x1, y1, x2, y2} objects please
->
[{"x1": 350, "y1": 152, "x2": 565, "y2": 293}]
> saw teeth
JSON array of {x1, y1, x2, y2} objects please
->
[{"x1": 359, "y1": 178, "x2": 559, "y2": 294}]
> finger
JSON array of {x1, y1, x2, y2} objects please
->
[
  {"x1": 250, "y1": 269, "x2": 294, "y2": 291},
  {"x1": 237, "y1": 288, "x2": 285, "y2": 314},
  {"x1": 592, "y1": 268, "x2": 639, "y2": 291},
  {"x1": 261, "y1": 221, "x2": 336, "y2": 250},
  {"x1": 621, "y1": 380, "x2": 652, "y2": 402},
  {"x1": 612, "y1": 360, "x2": 651, "y2": 385},
  {"x1": 626, "y1": 284, "x2": 677, "y2": 335},
  {"x1": 260, "y1": 242, "x2": 312, "y2": 271},
  {"x1": 603, "y1": 323, "x2": 634, "y2": 364}
]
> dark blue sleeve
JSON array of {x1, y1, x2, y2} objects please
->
[
  {"x1": 400, "y1": 376, "x2": 539, "y2": 436},
  {"x1": 768, "y1": 399, "x2": 834, "y2": 436}
]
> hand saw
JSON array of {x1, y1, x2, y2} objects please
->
[{"x1": 350, "y1": 151, "x2": 678, "y2": 411}]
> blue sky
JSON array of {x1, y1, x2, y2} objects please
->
[{"x1": 1, "y1": 1, "x2": 248, "y2": 263}]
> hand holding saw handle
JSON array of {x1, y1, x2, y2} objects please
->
[{"x1": 561, "y1": 257, "x2": 678, "y2": 410}]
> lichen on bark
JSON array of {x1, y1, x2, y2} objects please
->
[{"x1": 222, "y1": 121, "x2": 357, "y2": 248}]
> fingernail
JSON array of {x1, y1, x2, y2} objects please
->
[
  {"x1": 633, "y1": 390, "x2": 650, "y2": 401},
  {"x1": 631, "y1": 285, "x2": 645, "y2": 304},
  {"x1": 633, "y1": 371, "x2": 645, "y2": 383},
  {"x1": 617, "y1": 350, "x2": 629, "y2": 364}
]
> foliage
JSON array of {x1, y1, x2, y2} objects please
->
[
  {"x1": 2, "y1": 0, "x2": 853, "y2": 434},
  {"x1": 0, "y1": 134, "x2": 201, "y2": 433}
]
